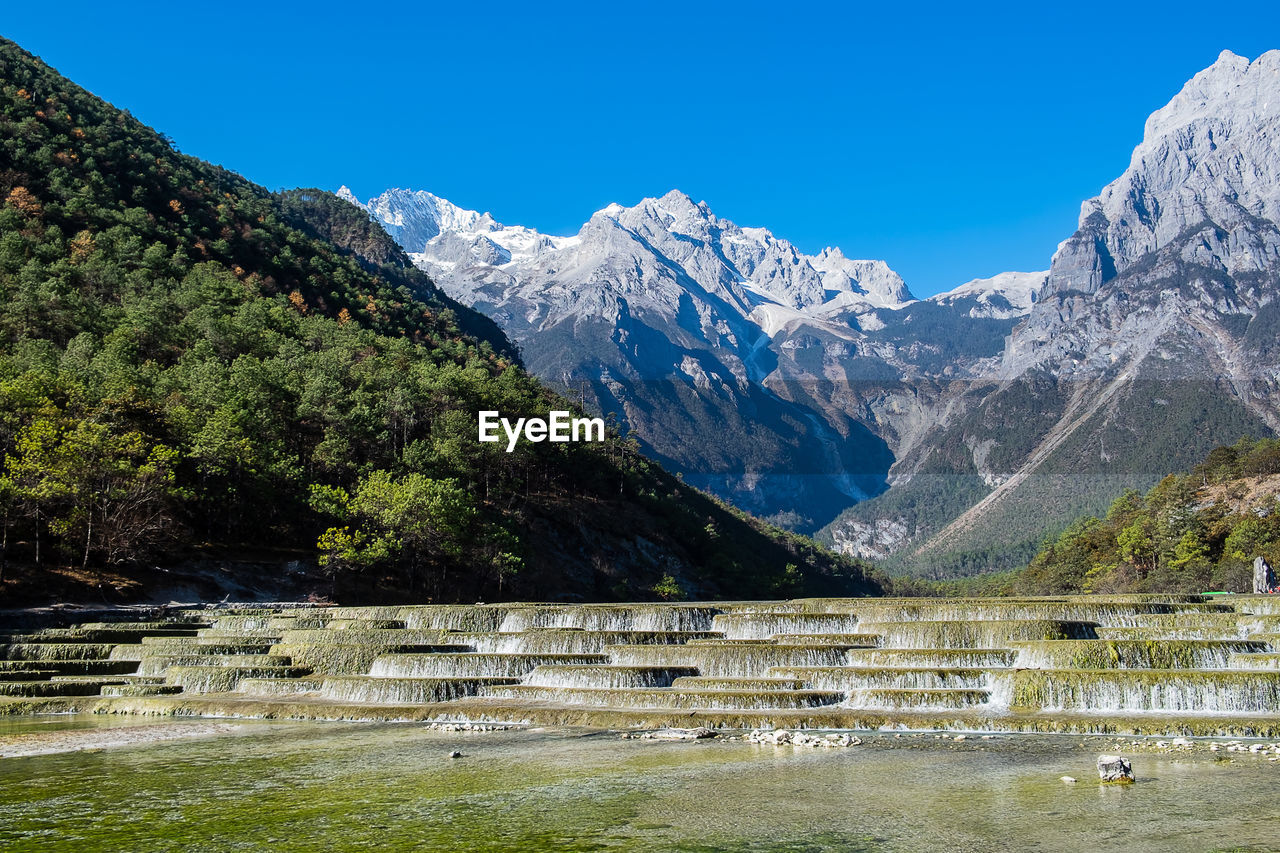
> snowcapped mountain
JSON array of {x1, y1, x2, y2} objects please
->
[
  {"x1": 928, "y1": 271, "x2": 1045, "y2": 319},
  {"x1": 343, "y1": 187, "x2": 915, "y2": 327},
  {"x1": 1008, "y1": 48, "x2": 1280, "y2": 380},
  {"x1": 338, "y1": 187, "x2": 966, "y2": 529},
  {"x1": 824, "y1": 49, "x2": 1280, "y2": 570},
  {"x1": 341, "y1": 51, "x2": 1280, "y2": 564}
]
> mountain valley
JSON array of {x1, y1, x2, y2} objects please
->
[{"x1": 346, "y1": 50, "x2": 1280, "y2": 577}]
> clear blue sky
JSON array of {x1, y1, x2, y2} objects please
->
[{"x1": 5, "y1": 2, "x2": 1278, "y2": 296}]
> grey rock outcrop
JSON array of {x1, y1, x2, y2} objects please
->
[
  {"x1": 344, "y1": 52, "x2": 1280, "y2": 563},
  {"x1": 822, "y1": 50, "x2": 1280, "y2": 567},
  {"x1": 1255, "y1": 557, "x2": 1276, "y2": 594},
  {"x1": 1096, "y1": 754, "x2": 1135, "y2": 784},
  {"x1": 342, "y1": 187, "x2": 990, "y2": 531}
]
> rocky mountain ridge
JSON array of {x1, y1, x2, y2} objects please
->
[
  {"x1": 826, "y1": 49, "x2": 1280, "y2": 574},
  {"x1": 340, "y1": 186, "x2": 1033, "y2": 531},
  {"x1": 345, "y1": 50, "x2": 1280, "y2": 574}
]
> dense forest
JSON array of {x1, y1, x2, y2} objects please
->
[
  {"x1": 0, "y1": 38, "x2": 883, "y2": 604},
  {"x1": 1008, "y1": 437, "x2": 1280, "y2": 595},
  {"x1": 863, "y1": 437, "x2": 1280, "y2": 598}
]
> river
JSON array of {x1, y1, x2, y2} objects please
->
[{"x1": 0, "y1": 716, "x2": 1276, "y2": 851}]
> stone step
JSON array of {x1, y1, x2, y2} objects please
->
[
  {"x1": 849, "y1": 600, "x2": 1231, "y2": 625},
  {"x1": 768, "y1": 633, "x2": 881, "y2": 647},
  {"x1": 0, "y1": 643, "x2": 118, "y2": 661},
  {"x1": 483, "y1": 685, "x2": 847, "y2": 710},
  {"x1": 317, "y1": 676, "x2": 521, "y2": 704},
  {"x1": 136, "y1": 654, "x2": 296, "y2": 676},
  {"x1": 209, "y1": 615, "x2": 283, "y2": 633},
  {"x1": 1011, "y1": 639, "x2": 1267, "y2": 669},
  {"x1": 324, "y1": 619, "x2": 408, "y2": 630},
  {"x1": 858, "y1": 619, "x2": 1098, "y2": 649},
  {"x1": 846, "y1": 688, "x2": 993, "y2": 710},
  {"x1": 275, "y1": 629, "x2": 449, "y2": 646},
  {"x1": 271, "y1": 643, "x2": 474, "y2": 676},
  {"x1": 236, "y1": 677, "x2": 327, "y2": 696},
  {"x1": 1229, "y1": 652, "x2": 1280, "y2": 669},
  {"x1": 50, "y1": 673, "x2": 163, "y2": 684},
  {"x1": 1009, "y1": 668, "x2": 1280, "y2": 713},
  {"x1": 522, "y1": 665, "x2": 698, "y2": 689},
  {"x1": 711, "y1": 612, "x2": 863, "y2": 640},
  {"x1": 188, "y1": 627, "x2": 284, "y2": 640},
  {"x1": 0, "y1": 669, "x2": 60, "y2": 681},
  {"x1": 443, "y1": 630, "x2": 720, "y2": 654},
  {"x1": 684, "y1": 638, "x2": 774, "y2": 645},
  {"x1": 0, "y1": 678, "x2": 129, "y2": 697},
  {"x1": 1096, "y1": 626, "x2": 1250, "y2": 642},
  {"x1": 768, "y1": 666, "x2": 992, "y2": 691},
  {"x1": 100, "y1": 684, "x2": 184, "y2": 697},
  {"x1": 844, "y1": 648, "x2": 1018, "y2": 668},
  {"x1": 495, "y1": 604, "x2": 724, "y2": 633},
  {"x1": 370, "y1": 653, "x2": 609, "y2": 679},
  {"x1": 165, "y1": 665, "x2": 313, "y2": 694},
  {"x1": 138, "y1": 639, "x2": 277, "y2": 654},
  {"x1": 0, "y1": 659, "x2": 139, "y2": 676},
  {"x1": 669, "y1": 676, "x2": 810, "y2": 691},
  {"x1": 607, "y1": 643, "x2": 856, "y2": 678}
]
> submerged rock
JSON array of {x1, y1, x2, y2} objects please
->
[
  {"x1": 642, "y1": 727, "x2": 716, "y2": 741},
  {"x1": 744, "y1": 728, "x2": 861, "y2": 748},
  {"x1": 1097, "y1": 755, "x2": 1135, "y2": 784}
]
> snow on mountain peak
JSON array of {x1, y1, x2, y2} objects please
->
[
  {"x1": 349, "y1": 185, "x2": 916, "y2": 334},
  {"x1": 1040, "y1": 50, "x2": 1280, "y2": 301},
  {"x1": 336, "y1": 185, "x2": 362, "y2": 206},
  {"x1": 1141, "y1": 49, "x2": 1277, "y2": 145},
  {"x1": 930, "y1": 270, "x2": 1046, "y2": 319},
  {"x1": 1097, "y1": 50, "x2": 1280, "y2": 260}
]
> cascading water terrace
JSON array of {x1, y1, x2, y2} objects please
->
[
  {"x1": 1, "y1": 596, "x2": 1278, "y2": 735},
  {"x1": 710, "y1": 612, "x2": 862, "y2": 640}
]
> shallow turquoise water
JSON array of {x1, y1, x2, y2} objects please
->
[{"x1": 0, "y1": 717, "x2": 1277, "y2": 852}]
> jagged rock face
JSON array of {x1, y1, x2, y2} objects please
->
[
  {"x1": 1096, "y1": 51, "x2": 1280, "y2": 276},
  {"x1": 821, "y1": 51, "x2": 1280, "y2": 568},
  {"x1": 1035, "y1": 51, "x2": 1280, "y2": 310},
  {"x1": 1008, "y1": 50, "x2": 1280, "y2": 390},
  {"x1": 1034, "y1": 51, "x2": 1280, "y2": 303},
  {"x1": 346, "y1": 55, "x2": 1280, "y2": 562},
  {"x1": 342, "y1": 186, "x2": 1021, "y2": 532},
  {"x1": 930, "y1": 271, "x2": 1046, "y2": 320}
]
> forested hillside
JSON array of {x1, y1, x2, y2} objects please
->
[
  {"x1": 1012, "y1": 437, "x2": 1280, "y2": 594},
  {"x1": 0, "y1": 38, "x2": 882, "y2": 604}
]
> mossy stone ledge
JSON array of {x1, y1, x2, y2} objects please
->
[{"x1": 1, "y1": 595, "x2": 1278, "y2": 736}]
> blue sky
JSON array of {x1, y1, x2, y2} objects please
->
[{"x1": 5, "y1": 2, "x2": 1279, "y2": 296}]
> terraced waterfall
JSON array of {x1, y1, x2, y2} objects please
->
[{"x1": 3, "y1": 596, "x2": 1279, "y2": 736}]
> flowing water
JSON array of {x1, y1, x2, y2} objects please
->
[
  {"x1": 4, "y1": 596, "x2": 1280, "y2": 733},
  {"x1": 0, "y1": 716, "x2": 1277, "y2": 852}
]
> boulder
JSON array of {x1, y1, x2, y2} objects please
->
[
  {"x1": 1254, "y1": 557, "x2": 1276, "y2": 594},
  {"x1": 644, "y1": 727, "x2": 715, "y2": 741},
  {"x1": 1097, "y1": 754, "x2": 1135, "y2": 784}
]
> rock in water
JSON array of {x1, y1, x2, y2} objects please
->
[
  {"x1": 1097, "y1": 755, "x2": 1135, "y2": 784},
  {"x1": 645, "y1": 727, "x2": 715, "y2": 741}
]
